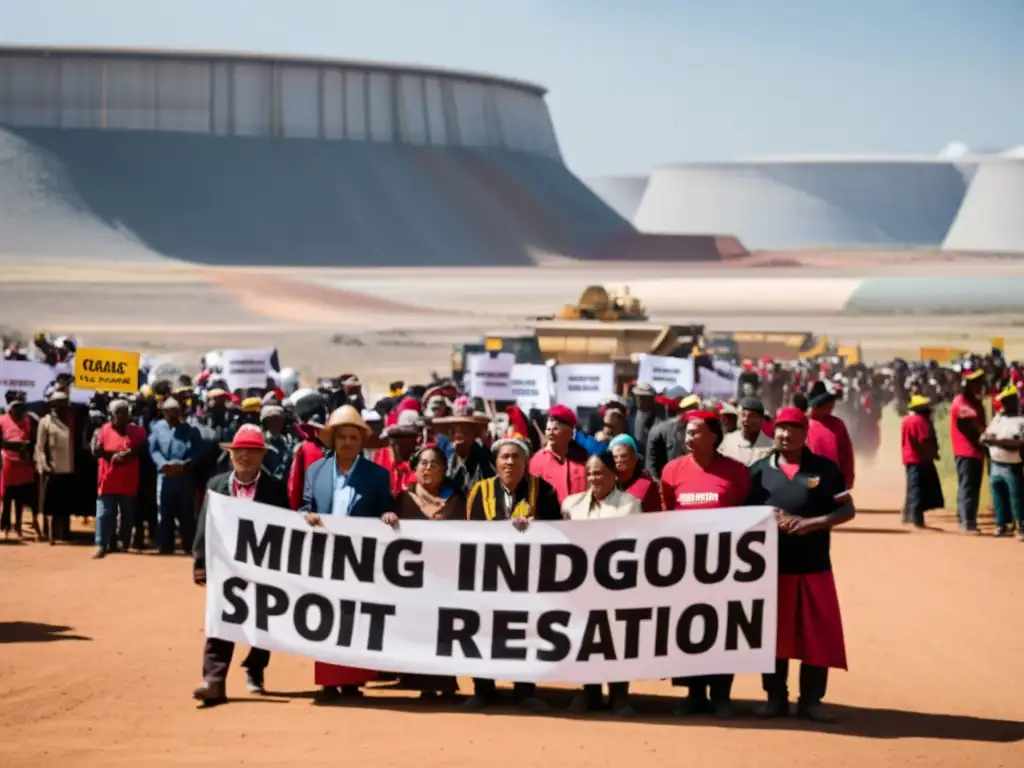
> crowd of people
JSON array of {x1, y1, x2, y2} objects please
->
[{"x1": 2, "y1": 333, "x2": 1022, "y2": 722}]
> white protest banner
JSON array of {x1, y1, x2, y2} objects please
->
[
  {"x1": 465, "y1": 352, "x2": 515, "y2": 400},
  {"x1": 205, "y1": 495, "x2": 777, "y2": 684},
  {"x1": 554, "y1": 363, "x2": 614, "y2": 411},
  {"x1": 695, "y1": 359, "x2": 740, "y2": 400},
  {"x1": 221, "y1": 349, "x2": 274, "y2": 391},
  {"x1": 509, "y1": 364, "x2": 552, "y2": 412},
  {"x1": 637, "y1": 355, "x2": 695, "y2": 393},
  {"x1": 0, "y1": 360, "x2": 54, "y2": 403}
]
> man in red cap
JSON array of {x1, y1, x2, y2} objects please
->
[
  {"x1": 658, "y1": 410, "x2": 751, "y2": 718},
  {"x1": 191, "y1": 424, "x2": 289, "y2": 707},
  {"x1": 748, "y1": 406, "x2": 855, "y2": 723},
  {"x1": 528, "y1": 404, "x2": 589, "y2": 503}
]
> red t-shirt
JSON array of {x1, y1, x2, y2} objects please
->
[
  {"x1": 659, "y1": 453, "x2": 751, "y2": 511},
  {"x1": 901, "y1": 412, "x2": 937, "y2": 465},
  {"x1": 96, "y1": 422, "x2": 147, "y2": 497},
  {"x1": 0, "y1": 413, "x2": 35, "y2": 487},
  {"x1": 374, "y1": 446, "x2": 417, "y2": 497},
  {"x1": 807, "y1": 414, "x2": 855, "y2": 489},
  {"x1": 529, "y1": 444, "x2": 589, "y2": 504},
  {"x1": 950, "y1": 394, "x2": 985, "y2": 460},
  {"x1": 620, "y1": 471, "x2": 662, "y2": 512}
]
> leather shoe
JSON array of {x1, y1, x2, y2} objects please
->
[
  {"x1": 516, "y1": 695, "x2": 551, "y2": 714},
  {"x1": 193, "y1": 681, "x2": 226, "y2": 707},
  {"x1": 755, "y1": 697, "x2": 789, "y2": 718},
  {"x1": 797, "y1": 701, "x2": 836, "y2": 723}
]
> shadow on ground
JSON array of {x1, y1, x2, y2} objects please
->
[
  {"x1": 0, "y1": 622, "x2": 92, "y2": 644},
  {"x1": 256, "y1": 683, "x2": 1024, "y2": 742}
]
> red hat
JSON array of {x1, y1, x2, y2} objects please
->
[
  {"x1": 222, "y1": 424, "x2": 266, "y2": 451},
  {"x1": 773, "y1": 407, "x2": 808, "y2": 429},
  {"x1": 548, "y1": 404, "x2": 577, "y2": 429}
]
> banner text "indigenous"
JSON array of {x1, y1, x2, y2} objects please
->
[{"x1": 205, "y1": 496, "x2": 778, "y2": 683}]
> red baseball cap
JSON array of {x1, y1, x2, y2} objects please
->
[{"x1": 773, "y1": 407, "x2": 809, "y2": 429}]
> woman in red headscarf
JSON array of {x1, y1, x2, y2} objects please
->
[{"x1": 658, "y1": 411, "x2": 751, "y2": 718}]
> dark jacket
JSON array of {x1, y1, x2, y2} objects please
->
[
  {"x1": 300, "y1": 455, "x2": 392, "y2": 518},
  {"x1": 446, "y1": 441, "x2": 495, "y2": 495},
  {"x1": 192, "y1": 471, "x2": 289, "y2": 570},
  {"x1": 645, "y1": 416, "x2": 686, "y2": 481}
]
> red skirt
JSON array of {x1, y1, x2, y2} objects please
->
[
  {"x1": 776, "y1": 571, "x2": 848, "y2": 670},
  {"x1": 314, "y1": 662, "x2": 378, "y2": 688}
]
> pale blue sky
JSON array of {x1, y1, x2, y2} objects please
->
[{"x1": 2, "y1": 0, "x2": 1021, "y2": 176}]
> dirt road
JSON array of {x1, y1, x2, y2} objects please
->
[{"x1": 2, "y1": 497, "x2": 1022, "y2": 768}]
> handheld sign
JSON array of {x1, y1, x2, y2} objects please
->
[{"x1": 74, "y1": 347, "x2": 140, "y2": 393}]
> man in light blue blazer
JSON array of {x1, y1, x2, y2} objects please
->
[
  {"x1": 299, "y1": 404, "x2": 393, "y2": 703},
  {"x1": 300, "y1": 405, "x2": 392, "y2": 520}
]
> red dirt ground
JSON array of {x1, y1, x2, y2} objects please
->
[{"x1": 2, "y1": 476, "x2": 1023, "y2": 768}]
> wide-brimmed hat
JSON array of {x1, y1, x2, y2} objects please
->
[
  {"x1": 907, "y1": 394, "x2": 931, "y2": 411},
  {"x1": 220, "y1": 424, "x2": 267, "y2": 451},
  {"x1": 318, "y1": 405, "x2": 370, "y2": 446}
]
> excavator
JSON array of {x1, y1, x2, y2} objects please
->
[{"x1": 553, "y1": 285, "x2": 650, "y2": 322}]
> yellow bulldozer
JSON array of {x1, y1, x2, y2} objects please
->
[{"x1": 555, "y1": 285, "x2": 649, "y2": 322}]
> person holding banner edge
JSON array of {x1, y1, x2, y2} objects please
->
[
  {"x1": 659, "y1": 410, "x2": 751, "y2": 719},
  {"x1": 748, "y1": 406, "x2": 855, "y2": 723},
  {"x1": 561, "y1": 451, "x2": 642, "y2": 717},
  {"x1": 464, "y1": 432, "x2": 561, "y2": 713},
  {"x1": 192, "y1": 424, "x2": 289, "y2": 706},
  {"x1": 383, "y1": 444, "x2": 464, "y2": 700},
  {"x1": 301, "y1": 405, "x2": 391, "y2": 703}
]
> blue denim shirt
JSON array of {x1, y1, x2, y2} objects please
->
[{"x1": 148, "y1": 419, "x2": 202, "y2": 489}]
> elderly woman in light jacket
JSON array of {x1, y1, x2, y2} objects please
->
[{"x1": 561, "y1": 451, "x2": 641, "y2": 717}]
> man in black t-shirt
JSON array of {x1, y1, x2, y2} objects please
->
[{"x1": 748, "y1": 406, "x2": 855, "y2": 723}]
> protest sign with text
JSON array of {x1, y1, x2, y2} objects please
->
[
  {"x1": 220, "y1": 349, "x2": 275, "y2": 391},
  {"x1": 510, "y1": 364, "x2": 552, "y2": 412},
  {"x1": 553, "y1": 363, "x2": 615, "y2": 411},
  {"x1": 0, "y1": 360, "x2": 54, "y2": 403},
  {"x1": 466, "y1": 353, "x2": 516, "y2": 401},
  {"x1": 74, "y1": 347, "x2": 140, "y2": 393},
  {"x1": 637, "y1": 355, "x2": 695, "y2": 393},
  {"x1": 205, "y1": 495, "x2": 777, "y2": 684}
]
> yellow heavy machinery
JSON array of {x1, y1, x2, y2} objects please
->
[
  {"x1": 533, "y1": 320, "x2": 705, "y2": 393},
  {"x1": 555, "y1": 285, "x2": 649, "y2": 322}
]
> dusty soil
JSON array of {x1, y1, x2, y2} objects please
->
[{"x1": 2, "y1": 467, "x2": 1023, "y2": 768}]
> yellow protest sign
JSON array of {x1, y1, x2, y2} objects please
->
[{"x1": 74, "y1": 347, "x2": 140, "y2": 393}]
